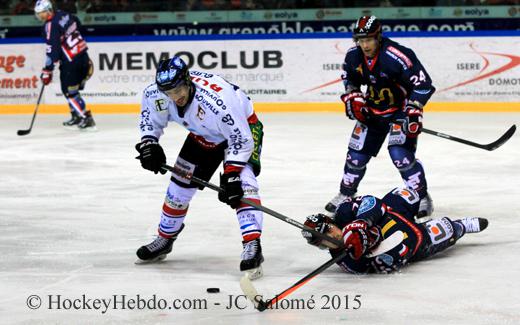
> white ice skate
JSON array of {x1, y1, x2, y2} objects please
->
[
  {"x1": 325, "y1": 192, "x2": 355, "y2": 213},
  {"x1": 417, "y1": 193, "x2": 434, "y2": 220},
  {"x1": 457, "y1": 217, "x2": 489, "y2": 234}
]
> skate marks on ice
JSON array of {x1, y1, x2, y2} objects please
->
[{"x1": 0, "y1": 113, "x2": 519, "y2": 324}]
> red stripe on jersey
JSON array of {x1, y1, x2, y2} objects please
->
[
  {"x1": 399, "y1": 244, "x2": 409, "y2": 257},
  {"x1": 369, "y1": 106, "x2": 399, "y2": 116},
  {"x1": 247, "y1": 112, "x2": 258, "y2": 124},
  {"x1": 387, "y1": 208, "x2": 423, "y2": 255},
  {"x1": 162, "y1": 203, "x2": 188, "y2": 217},
  {"x1": 387, "y1": 46, "x2": 413, "y2": 68},
  {"x1": 224, "y1": 164, "x2": 244, "y2": 174},
  {"x1": 364, "y1": 52, "x2": 379, "y2": 71},
  {"x1": 188, "y1": 132, "x2": 220, "y2": 149}
]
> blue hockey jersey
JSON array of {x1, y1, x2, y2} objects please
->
[
  {"x1": 342, "y1": 37, "x2": 435, "y2": 114},
  {"x1": 41, "y1": 10, "x2": 87, "y2": 70}
]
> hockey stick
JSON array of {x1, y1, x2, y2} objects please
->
[
  {"x1": 240, "y1": 230, "x2": 405, "y2": 312},
  {"x1": 421, "y1": 125, "x2": 516, "y2": 151},
  {"x1": 17, "y1": 85, "x2": 45, "y2": 136},
  {"x1": 160, "y1": 163, "x2": 345, "y2": 248}
]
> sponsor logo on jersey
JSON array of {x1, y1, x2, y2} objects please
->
[
  {"x1": 387, "y1": 46, "x2": 413, "y2": 68},
  {"x1": 196, "y1": 105, "x2": 205, "y2": 120},
  {"x1": 356, "y1": 64, "x2": 363, "y2": 75},
  {"x1": 191, "y1": 76, "x2": 223, "y2": 93},
  {"x1": 154, "y1": 99, "x2": 166, "y2": 112},
  {"x1": 358, "y1": 196, "x2": 376, "y2": 214},
  {"x1": 145, "y1": 88, "x2": 159, "y2": 98}
]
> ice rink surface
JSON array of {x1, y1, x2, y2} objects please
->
[{"x1": 1, "y1": 112, "x2": 519, "y2": 325}]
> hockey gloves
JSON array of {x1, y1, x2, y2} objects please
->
[
  {"x1": 40, "y1": 69, "x2": 53, "y2": 85},
  {"x1": 404, "y1": 101, "x2": 423, "y2": 137},
  {"x1": 135, "y1": 140, "x2": 167, "y2": 175},
  {"x1": 341, "y1": 92, "x2": 370, "y2": 123},
  {"x1": 302, "y1": 213, "x2": 335, "y2": 249},
  {"x1": 342, "y1": 219, "x2": 381, "y2": 260},
  {"x1": 218, "y1": 171, "x2": 244, "y2": 209}
]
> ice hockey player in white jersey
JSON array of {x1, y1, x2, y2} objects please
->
[{"x1": 135, "y1": 56, "x2": 265, "y2": 279}]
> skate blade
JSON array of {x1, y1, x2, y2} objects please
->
[
  {"x1": 134, "y1": 254, "x2": 167, "y2": 265},
  {"x1": 415, "y1": 216, "x2": 433, "y2": 224},
  {"x1": 79, "y1": 126, "x2": 98, "y2": 132},
  {"x1": 243, "y1": 266, "x2": 263, "y2": 280},
  {"x1": 63, "y1": 125, "x2": 80, "y2": 130}
]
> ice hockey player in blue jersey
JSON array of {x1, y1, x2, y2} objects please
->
[
  {"x1": 325, "y1": 16, "x2": 435, "y2": 217},
  {"x1": 134, "y1": 56, "x2": 265, "y2": 279},
  {"x1": 34, "y1": 0, "x2": 95, "y2": 130},
  {"x1": 306, "y1": 187, "x2": 487, "y2": 273}
]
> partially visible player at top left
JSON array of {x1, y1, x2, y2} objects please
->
[{"x1": 34, "y1": 0, "x2": 96, "y2": 131}]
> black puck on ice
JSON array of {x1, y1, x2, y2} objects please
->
[{"x1": 206, "y1": 288, "x2": 220, "y2": 293}]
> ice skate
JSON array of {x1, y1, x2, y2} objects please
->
[
  {"x1": 78, "y1": 111, "x2": 97, "y2": 131},
  {"x1": 135, "y1": 224, "x2": 184, "y2": 264},
  {"x1": 240, "y1": 238, "x2": 264, "y2": 280},
  {"x1": 325, "y1": 192, "x2": 354, "y2": 213},
  {"x1": 62, "y1": 112, "x2": 81, "y2": 129},
  {"x1": 417, "y1": 193, "x2": 434, "y2": 218},
  {"x1": 456, "y1": 217, "x2": 488, "y2": 234}
]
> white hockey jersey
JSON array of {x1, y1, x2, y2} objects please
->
[{"x1": 139, "y1": 71, "x2": 256, "y2": 167}]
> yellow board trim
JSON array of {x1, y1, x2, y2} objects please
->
[
  {"x1": 381, "y1": 219, "x2": 397, "y2": 236},
  {"x1": 1, "y1": 102, "x2": 520, "y2": 114}
]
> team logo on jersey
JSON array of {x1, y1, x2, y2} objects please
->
[
  {"x1": 356, "y1": 64, "x2": 363, "y2": 76},
  {"x1": 196, "y1": 105, "x2": 205, "y2": 120},
  {"x1": 358, "y1": 196, "x2": 376, "y2": 214},
  {"x1": 154, "y1": 99, "x2": 167, "y2": 112}
]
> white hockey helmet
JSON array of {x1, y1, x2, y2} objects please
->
[{"x1": 34, "y1": 0, "x2": 54, "y2": 14}]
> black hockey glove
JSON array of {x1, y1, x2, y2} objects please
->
[
  {"x1": 302, "y1": 213, "x2": 335, "y2": 250},
  {"x1": 404, "y1": 101, "x2": 423, "y2": 137},
  {"x1": 135, "y1": 140, "x2": 167, "y2": 174},
  {"x1": 218, "y1": 171, "x2": 244, "y2": 209}
]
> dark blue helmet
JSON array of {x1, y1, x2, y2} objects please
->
[{"x1": 155, "y1": 56, "x2": 190, "y2": 92}]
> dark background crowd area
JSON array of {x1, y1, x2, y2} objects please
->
[{"x1": 2, "y1": 0, "x2": 519, "y2": 16}]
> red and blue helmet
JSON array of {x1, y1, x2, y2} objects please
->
[{"x1": 353, "y1": 15, "x2": 382, "y2": 41}]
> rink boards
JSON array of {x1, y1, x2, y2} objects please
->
[{"x1": 0, "y1": 32, "x2": 519, "y2": 113}]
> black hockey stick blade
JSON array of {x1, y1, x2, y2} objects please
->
[
  {"x1": 17, "y1": 85, "x2": 45, "y2": 136},
  {"x1": 422, "y1": 124, "x2": 516, "y2": 151},
  {"x1": 17, "y1": 129, "x2": 31, "y2": 136}
]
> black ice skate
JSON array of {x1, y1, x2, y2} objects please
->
[
  {"x1": 456, "y1": 217, "x2": 489, "y2": 234},
  {"x1": 135, "y1": 224, "x2": 184, "y2": 264},
  {"x1": 78, "y1": 111, "x2": 97, "y2": 131},
  {"x1": 417, "y1": 193, "x2": 434, "y2": 219},
  {"x1": 240, "y1": 238, "x2": 264, "y2": 280},
  {"x1": 325, "y1": 192, "x2": 355, "y2": 213},
  {"x1": 62, "y1": 111, "x2": 81, "y2": 128}
]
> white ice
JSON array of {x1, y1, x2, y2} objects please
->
[{"x1": 1, "y1": 112, "x2": 519, "y2": 324}]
